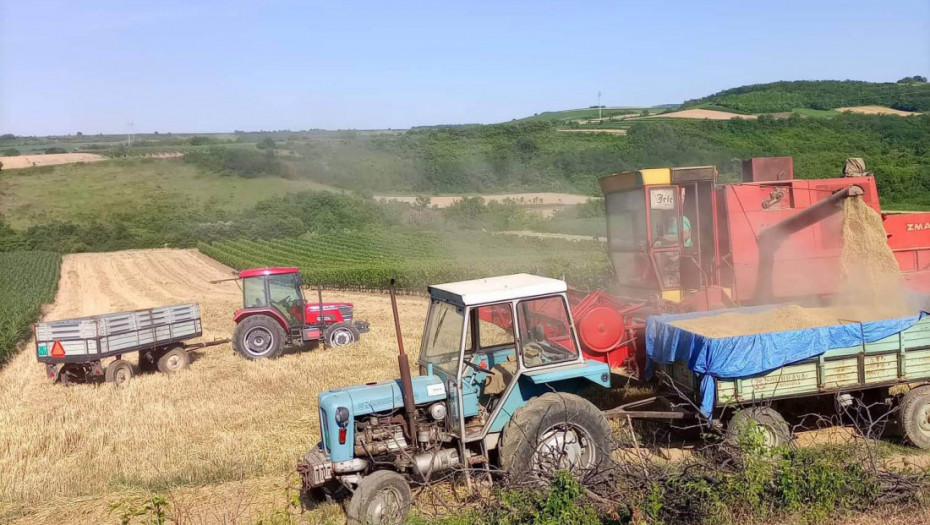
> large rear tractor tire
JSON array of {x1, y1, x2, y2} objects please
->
[
  {"x1": 105, "y1": 359, "x2": 134, "y2": 385},
  {"x1": 346, "y1": 470, "x2": 411, "y2": 525},
  {"x1": 500, "y1": 392, "x2": 612, "y2": 478},
  {"x1": 233, "y1": 315, "x2": 286, "y2": 360},
  {"x1": 899, "y1": 385, "x2": 930, "y2": 450},
  {"x1": 726, "y1": 406, "x2": 792, "y2": 449},
  {"x1": 323, "y1": 322, "x2": 360, "y2": 348},
  {"x1": 157, "y1": 347, "x2": 190, "y2": 374}
]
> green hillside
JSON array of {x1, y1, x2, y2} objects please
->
[{"x1": 682, "y1": 79, "x2": 930, "y2": 113}]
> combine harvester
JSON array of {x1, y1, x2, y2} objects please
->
[{"x1": 298, "y1": 157, "x2": 930, "y2": 525}]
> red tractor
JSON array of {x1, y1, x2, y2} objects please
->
[{"x1": 230, "y1": 267, "x2": 369, "y2": 359}]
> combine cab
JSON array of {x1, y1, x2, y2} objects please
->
[{"x1": 231, "y1": 267, "x2": 369, "y2": 359}]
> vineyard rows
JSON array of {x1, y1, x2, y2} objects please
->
[
  {"x1": 199, "y1": 230, "x2": 611, "y2": 291},
  {"x1": 0, "y1": 252, "x2": 61, "y2": 363}
]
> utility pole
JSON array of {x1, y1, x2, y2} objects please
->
[
  {"x1": 127, "y1": 121, "x2": 134, "y2": 147},
  {"x1": 598, "y1": 91, "x2": 602, "y2": 119}
]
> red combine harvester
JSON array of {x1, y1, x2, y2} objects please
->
[
  {"x1": 494, "y1": 157, "x2": 930, "y2": 378},
  {"x1": 228, "y1": 267, "x2": 369, "y2": 359}
]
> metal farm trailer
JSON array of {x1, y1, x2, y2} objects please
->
[
  {"x1": 35, "y1": 303, "x2": 228, "y2": 385},
  {"x1": 634, "y1": 305, "x2": 930, "y2": 449}
]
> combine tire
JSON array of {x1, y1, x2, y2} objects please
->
[
  {"x1": 323, "y1": 322, "x2": 360, "y2": 348},
  {"x1": 726, "y1": 406, "x2": 791, "y2": 449},
  {"x1": 346, "y1": 470, "x2": 411, "y2": 525},
  {"x1": 105, "y1": 359, "x2": 133, "y2": 385},
  {"x1": 500, "y1": 392, "x2": 612, "y2": 477},
  {"x1": 157, "y1": 347, "x2": 190, "y2": 374},
  {"x1": 233, "y1": 315, "x2": 285, "y2": 360},
  {"x1": 899, "y1": 385, "x2": 930, "y2": 450}
]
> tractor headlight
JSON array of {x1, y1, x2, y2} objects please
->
[{"x1": 335, "y1": 406, "x2": 350, "y2": 427}]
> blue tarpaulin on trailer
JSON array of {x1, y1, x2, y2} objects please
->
[{"x1": 645, "y1": 305, "x2": 927, "y2": 416}]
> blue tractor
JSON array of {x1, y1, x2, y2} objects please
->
[{"x1": 298, "y1": 274, "x2": 615, "y2": 525}]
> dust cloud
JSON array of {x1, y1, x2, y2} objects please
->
[{"x1": 673, "y1": 197, "x2": 912, "y2": 337}]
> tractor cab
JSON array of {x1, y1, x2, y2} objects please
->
[
  {"x1": 303, "y1": 275, "x2": 611, "y2": 523},
  {"x1": 239, "y1": 267, "x2": 306, "y2": 326},
  {"x1": 600, "y1": 166, "x2": 720, "y2": 306},
  {"x1": 231, "y1": 267, "x2": 368, "y2": 359},
  {"x1": 420, "y1": 274, "x2": 606, "y2": 440}
]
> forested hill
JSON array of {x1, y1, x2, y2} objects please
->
[{"x1": 682, "y1": 79, "x2": 930, "y2": 113}]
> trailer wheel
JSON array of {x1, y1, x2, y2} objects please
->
[
  {"x1": 346, "y1": 470, "x2": 411, "y2": 525},
  {"x1": 105, "y1": 359, "x2": 134, "y2": 385},
  {"x1": 157, "y1": 347, "x2": 190, "y2": 374},
  {"x1": 726, "y1": 406, "x2": 791, "y2": 449},
  {"x1": 899, "y1": 385, "x2": 930, "y2": 450},
  {"x1": 323, "y1": 322, "x2": 360, "y2": 348},
  {"x1": 233, "y1": 315, "x2": 285, "y2": 360},
  {"x1": 500, "y1": 392, "x2": 612, "y2": 477}
]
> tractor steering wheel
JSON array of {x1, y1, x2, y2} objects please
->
[{"x1": 463, "y1": 359, "x2": 495, "y2": 376}]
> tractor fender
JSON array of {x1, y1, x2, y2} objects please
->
[{"x1": 233, "y1": 308, "x2": 289, "y2": 330}]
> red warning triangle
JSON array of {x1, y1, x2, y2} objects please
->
[{"x1": 50, "y1": 340, "x2": 66, "y2": 357}]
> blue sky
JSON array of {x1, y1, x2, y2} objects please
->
[{"x1": 1, "y1": 0, "x2": 927, "y2": 135}]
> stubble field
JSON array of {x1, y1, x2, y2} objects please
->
[{"x1": 0, "y1": 249, "x2": 427, "y2": 524}]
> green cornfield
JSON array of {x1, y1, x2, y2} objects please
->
[
  {"x1": 0, "y1": 252, "x2": 61, "y2": 363},
  {"x1": 199, "y1": 230, "x2": 612, "y2": 292}
]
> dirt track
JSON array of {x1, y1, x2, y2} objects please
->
[{"x1": 0, "y1": 152, "x2": 106, "y2": 169}]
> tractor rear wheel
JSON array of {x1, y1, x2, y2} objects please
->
[
  {"x1": 500, "y1": 392, "x2": 612, "y2": 478},
  {"x1": 323, "y1": 322, "x2": 360, "y2": 348},
  {"x1": 157, "y1": 347, "x2": 190, "y2": 374},
  {"x1": 233, "y1": 315, "x2": 285, "y2": 360},
  {"x1": 899, "y1": 385, "x2": 930, "y2": 450},
  {"x1": 105, "y1": 359, "x2": 134, "y2": 385}
]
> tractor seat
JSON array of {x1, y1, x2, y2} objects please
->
[{"x1": 484, "y1": 354, "x2": 517, "y2": 396}]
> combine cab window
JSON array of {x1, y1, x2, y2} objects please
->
[
  {"x1": 605, "y1": 190, "x2": 656, "y2": 291},
  {"x1": 517, "y1": 296, "x2": 578, "y2": 368},
  {"x1": 243, "y1": 277, "x2": 268, "y2": 308}
]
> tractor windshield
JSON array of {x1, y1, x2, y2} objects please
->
[{"x1": 420, "y1": 300, "x2": 469, "y2": 374}]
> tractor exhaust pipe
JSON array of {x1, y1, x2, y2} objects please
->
[
  {"x1": 754, "y1": 185, "x2": 864, "y2": 302},
  {"x1": 389, "y1": 279, "x2": 418, "y2": 440}
]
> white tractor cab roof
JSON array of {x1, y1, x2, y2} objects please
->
[{"x1": 428, "y1": 274, "x2": 567, "y2": 306}]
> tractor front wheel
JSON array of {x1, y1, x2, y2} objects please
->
[
  {"x1": 233, "y1": 315, "x2": 285, "y2": 360},
  {"x1": 346, "y1": 470, "x2": 411, "y2": 525},
  {"x1": 323, "y1": 322, "x2": 360, "y2": 348}
]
